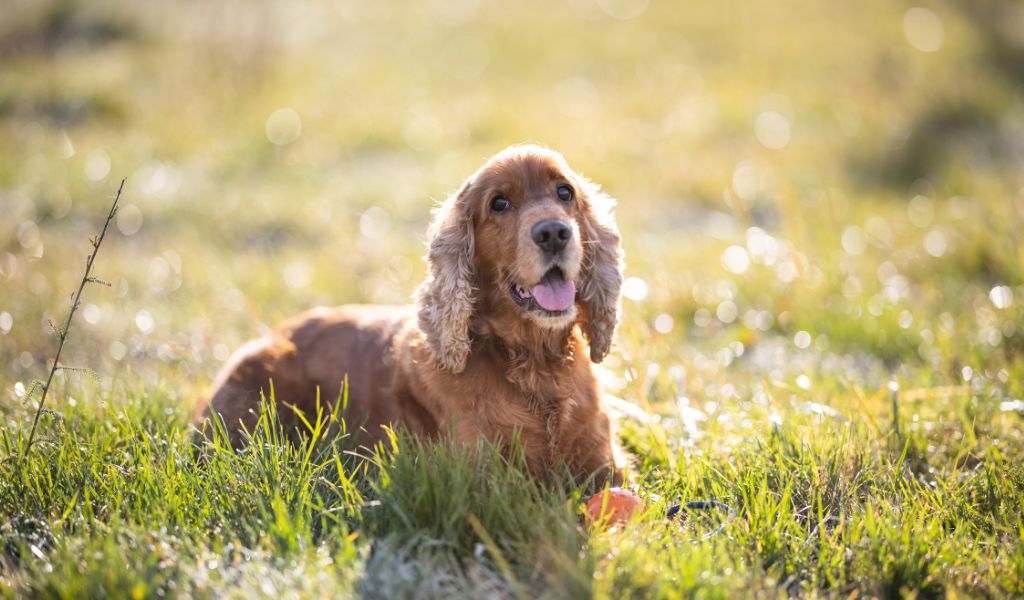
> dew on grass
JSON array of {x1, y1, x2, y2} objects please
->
[
  {"x1": 0, "y1": 311, "x2": 12, "y2": 334},
  {"x1": 961, "y1": 366, "x2": 973, "y2": 381},
  {"x1": 676, "y1": 396, "x2": 707, "y2": 438},
  {"x1": 18, "y1": 351, "x2": 33, "y2": 368},
  {"x1": 796, "y1": 374, "x2": 811, "y2": 390},
  {"x1": 794, "y1": 330, "x2": 811, "y2": 349},
  {"x1": 795, "y1": 401, "x2": 845, "y2": 419}
]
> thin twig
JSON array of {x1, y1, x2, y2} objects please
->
[{"x1": 20, "y1": 178, "x2": 125, "y2": 464}]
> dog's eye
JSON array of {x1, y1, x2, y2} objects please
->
[
  {"x1": 491, "y1": 196, "x2": 511, "y2": 213},
  {"x1": 556, "y1": 185, "x2": 574, "y2": 202}
]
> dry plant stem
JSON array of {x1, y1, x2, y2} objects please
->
[{"x1": 20, "y1": 178, "x2": 125, "y2": 463}]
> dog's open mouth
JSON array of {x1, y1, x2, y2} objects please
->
[{"x1": 510, "y1": 267, "x2": 577, "y2": 316}]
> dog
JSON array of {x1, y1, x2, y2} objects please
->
[{"x1": 194, "y1": 145, "x2": 625, "y2": 487}]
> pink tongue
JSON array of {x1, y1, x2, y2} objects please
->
[{"x1": 532, "y1": 276, "x2": 576, "y2": 312}]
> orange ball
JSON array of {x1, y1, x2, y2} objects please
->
[{"x1": 585, "y1": 488, "x2": 646, "y2": 527}]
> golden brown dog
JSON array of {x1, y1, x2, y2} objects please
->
[{"x1": 194, "y1": 145, "x2": 625, "y2": 486}]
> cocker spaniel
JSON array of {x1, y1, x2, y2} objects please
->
[{"x1": 194, "y1": 145, "x2": 625, "y2": 487}]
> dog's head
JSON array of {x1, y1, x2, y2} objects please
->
[{"x1": 417, "y1": 145, "x2": 623, "y2": 373}]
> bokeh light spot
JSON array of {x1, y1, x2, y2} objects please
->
[
  {"x1": 283, "y1": 261, "x2": 313, "y2": 289},
  {"x1": 360, "y1": 206, "x2": 392, "y2": 239},
  {"x1": 721, "y1": 245, "x2": 751, "y2": 274},
  {"x1": 135, "y1": 310, "x2": 155, "y2": 334},
  {"x1": 755, "y1": 111, "x2": 791, "y2": 149},
  {"x1": 17, "y1": 221, "x2": 40, "y2": 249},
  {"x1": 923, "y1": 229, "x2": 947, "y2": 257},
  {"x1": 907, "y1": 195, "x2": 934, "y2": 228},
  {"x1": 109, "y1": 341, "x2": 126, "y2": 361},
  {"x1": 653, "y1": 313, "x2": 674, "y2": 334},
  {"x1": 622, "y1": 277, "x2": 649, "y2": 301},
  {"x1": 841, "y1": 226, "x2": 867, "y2": 256},
  {"x1": 265, "y1": 108, "x2": 302, "y2": 146},
  {"x1": 597, "y1": 0, "x2": 649, "y2": 20},
  {"x1": 117, "y1": 204, "x2": 144, "y2": 236},
  {"x1": 84, "y1": 149, "x2": 111, "y2": 182},
  {"x1": 903, "y1": 7, "x2": 944, "y2": 53},
  {"x1": 989, "y1": 285, "x2": 1013, "y2": 310},
  {"x1": 82, "y1": 303, "x2": 101, "y2": 325},
  {"x1": 716, "y1": 300, "x2": 738, "y2": 324}
]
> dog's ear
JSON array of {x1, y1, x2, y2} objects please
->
[
  {"x1": 416, "y1": 180, "x2": 477, "y2": 373},
  {"x1": 577, "y1": 181, "x2": 623, "y2": 363}
]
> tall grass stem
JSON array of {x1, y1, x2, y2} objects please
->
[{"x1": 19, "y1": 178, "x2": 125, "y2": 465}]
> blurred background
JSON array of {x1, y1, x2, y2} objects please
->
[{"x1": 1, "y1": 0, "x2": 1023, "y2": 418}]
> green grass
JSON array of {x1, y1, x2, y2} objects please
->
[{"x1": 3, "y1": 0, "x2": 1024, "y2": 597}]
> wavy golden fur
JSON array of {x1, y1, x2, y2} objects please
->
[{"x1": 195, "y1": 145, "x2": 625, "y2": 486}]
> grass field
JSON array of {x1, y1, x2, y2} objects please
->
[{"x1": 2, "y1": 0, "x2": 1024, "y2": 597}]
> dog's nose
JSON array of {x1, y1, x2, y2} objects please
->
[{"x1": 531, "y1": 220, "x2": 572, "y2": 254}]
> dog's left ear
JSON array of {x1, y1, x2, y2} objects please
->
[
  {"x1": 416, "y1": 180, "x2": 477, "y2": 373},
  {"x1": 577, "y1": 180, "x2": 623, "y2": 363}
]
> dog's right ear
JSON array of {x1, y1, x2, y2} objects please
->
[{"x1": 416, "y1": 180, "x2": 477, "y2": 373}]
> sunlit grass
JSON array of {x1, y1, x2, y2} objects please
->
[{"x1": 2, "y1": 0, "x2": 1024, "y2": 597}]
